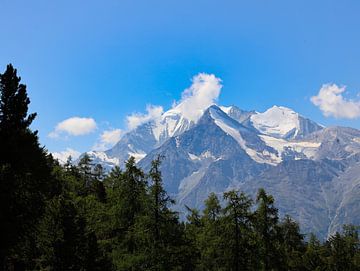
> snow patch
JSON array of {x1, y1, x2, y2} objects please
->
[
  {"x1": 128, "y1": 152, "x2": 147, "y2": 162},
  {"x1": 188, "y1": 151, "x2": 218, "y2": 161},
  {"x1": 259, "y1": 135, "x2": 321, "y2": 161},
  {"x1": 211, "y1": 108, "x2": 276, "y2": 164},
  {"x1": 87, "y1": 151, "x2": 120, "y2": 165},
  {"x1": 188, "y1": 153, "x2": 200, "y2": 160},
  {"x1": 219, "y1": 106, "x2": 232, "y2": 115}
]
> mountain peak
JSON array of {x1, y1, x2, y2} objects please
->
[
  {"x1": 250, "y1": 105, "x2": 322, "y2": 139},
  {"x1": 219, "y1": 105, "x2": 236, "y2": 114},
  {"x1": 220, "y1": 105, "x2": 256, "y2": 124},
  {"x1": 269, "y1": 105, "x2": 296, "y2": 111}
]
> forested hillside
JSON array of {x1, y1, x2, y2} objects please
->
[{"x1": 1, "y1": 64, "x2": 359, "y2": 270}]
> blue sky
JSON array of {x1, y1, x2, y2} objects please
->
[{"x1": 1, "y1": 0, "x2": 360, "y2": 156}]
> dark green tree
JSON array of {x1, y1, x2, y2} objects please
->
[
  {"x1": 254, "y1": 188, "x2": 281, "y2": 271},
  {"x1": 36, "y1": 194, "x2": 104, "y2": 271},
  {"x1": 325, "y1": 225, "x2": 360, "y2": 271},
  {"x1": 197, "y1": 193, "x2": 225, "y2": 271},
  {"x1": 0, "y1": 64, "x2": 54, "y2": 268},
  {"x1": 302, "y1": 234, "x2": 325, "y2": 271},
  {"x1": 184, "y1": 206, "x2": 202, "y2": 269},
  {"x1": 223, "y1": 190, "x2": 254, "y2": 271},
  {"x1": 107, "y1": 157, "x2": 148, "y2": 270},
  {"x1": 78, "y1": 153, "x2": 94, "y2": 191},
  {"x1": 278, "y1": 215, "x2": 305, "y2": 270},
  {"x1": 146, "y1": 156, "x2": 187, "y2": 270}
]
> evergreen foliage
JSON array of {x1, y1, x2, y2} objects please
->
[{"x1": 0, "y1": 64, "x2": 55, "y2": 269}]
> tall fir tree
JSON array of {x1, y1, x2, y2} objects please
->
[
  {"x1": 0, "y1": 64, "x2": 54, "y2": 269},
  {"x1": 223, "y1": 190, "x2": 254, "y2": 271},
  {"x1": 146, "y1": 156, "x2": 185, "y2": 270},
  {"x1": 278, "y1": 215, "x2": 305, "y2": 270},
  {"x1": 108, "y1": 157, "x2": 148, "y2": 270},
  {"x1": 198, "y1": 193, "x2": 225, "y2": 271},
  {"x1": 254, "y1": 188, "x2": 281, "y2": 271}
]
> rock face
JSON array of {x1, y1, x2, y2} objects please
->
[{"x1": 82, "y1": 104, "x2": 360, "y2": 239}]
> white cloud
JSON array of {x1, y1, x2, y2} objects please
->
[
  {"x1": 173, "y1": 73, "x2": 222, "y2": 122},
  {"x1": 92, "y1": 129, "x2": 123, "y2": 151},
  {"x1": 125, "y1": 73, "x2": 222, "y2": 130},
  {"x1": 100, "y1": 129, "x2": 123, "y2": 144},
  {"x1": 311, "y1": 84, "x2": 360, "y2": 119},
  {"x1": 49, "y1": 117, "x2": 97, "y2": 138},
  {"x1": 126, "y1": 105, "x2": 164, "y2": 130},
  {"x1": 52, "y1": 148, "x2": 81, "y2": 164}
]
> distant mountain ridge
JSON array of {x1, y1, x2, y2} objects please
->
[{"x1": 81, "y1": 104, "x2": 360, "y2": 239}]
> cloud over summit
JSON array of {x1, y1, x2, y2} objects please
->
[
  {"x1": 126, "y1": 105, "x2": 164, "y2": 130},
  {"x1": 92, "y1": 128, "x2": 124, "y2": 151},
  {"x1": 173, "y1": 73, "x2": 222, "y2": 122},
  {"x1": 126, "y1": 73, "x2": 222, "y2": 130}
]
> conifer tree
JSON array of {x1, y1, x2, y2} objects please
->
[
  {"x1": 37, "y1": 194, "x2": 104, "y2": 271},
  {"x1": 278, "y1": 215, "x2": 305, "y2": 270},
  {"x1": 184, "y1": 206, "x2": 202, "y2": 269},
  {"x1": 0, "y1": 64, "x2": 53, "y2": 268},
  {"x1": 108, "y1": 157, "x2": 147, "y2": 270},
  {"x1": 223, "y1": 190, "x2": 253, "y2": 271},
  {"x1": 198, "y1": 193, "x2": 224, "y2": 270},
  {"x1": 254, "y1": 188, "x2": 281, "y2": 271},
  {"x1": 302, "y1": 233, "x2": 325, "y2": 270},
  {"x1": 325, "y1": 225, "x2": 360, "y2": 271},
  {"x1": 147, "y1": 156, "x2": 185, "y2": 270},
  {"x1": 78, "y1": 153, "x2": 94, "y2": 190}
]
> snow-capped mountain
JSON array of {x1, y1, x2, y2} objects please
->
[
  {"x1": 86, "y1": 104, "x2": 323, "y2": 168},
  {"x1": 250, "y1": 105, "x2": 323, "y2": 139},
  {"x1": 84, "y1": 105, "x2": 195, "y2": 168},
  {"x1": 79, "y1": 104, "x2": 360, "y2": 238}
]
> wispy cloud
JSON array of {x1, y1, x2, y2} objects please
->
[
  {"x1": 92, "y1": 128, "x2": 123, "y2": 151},
  {"x1": 52, "y1": 148, "x2": 81, "y2": 164},
  {"x1": 311, "y1": 84, "x2": 360, "y2": 119},
  {"x1": 49, "y1": 117, "x2": 97, "y2": 138},
  {"x1": 126, "y1": 105, "x2": 164, "y2": 130}
]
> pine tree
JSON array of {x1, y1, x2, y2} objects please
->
[
  {"x1": 0, "y1": 64, "x2": 36, "y2": 131},
  {"x1": 198, "y1": 193, "x2": 225, "y2": 270},
  {"x1": 36, "y1": 194, "x2": 104, "y2": 271},
  {"x1": 223, "y1": 190, "x2": 253, "y2": 271},
  {"x1": 146, "y1": 156, "x2": 185, "y2": 270},
  {"x1": 278, "y1": 215, "x2": 305, "y2": 270},
  {"x1": 94, "y1": 164, "x2": 105, "y2": 181},
  {"x1": 302, "y1": 234, "x2": 324, "y2": 270},
  {"x1": 78, "y1": 153, "x2": 94, "y2": 191},
  {"x1": 184, "y1": 206, "x2": 202, "y2": 269},
  {"x1": 254, "y1": 188, "x2": 281, "y2": 271},
  {"x1": 108, "y1": 157, "x2": 147, "y2": 270},
  {"x1": 0, "y1": 64, "x2": 54, "y2": 268},
  {"x1": 325, "y1": 225, "x2": 360, "y2": 271}
]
